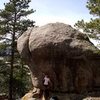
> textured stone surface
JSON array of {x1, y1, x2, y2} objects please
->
[{"x1": 17, "y1": 23, "x2": 100, "y2": 99}]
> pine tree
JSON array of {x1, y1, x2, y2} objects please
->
[
  {"x1": 0, "y1": 0, "x2": 35, "y2": 99},
  {"x1": 74, "y1": 0, "x2": 100, "y2": 48}
]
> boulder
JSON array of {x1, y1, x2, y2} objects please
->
[{"x1": 17, "y1": 23, "x2": 100, "y2": 99}]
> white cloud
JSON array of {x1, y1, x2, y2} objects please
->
[{"x1": 28, "y1": 15, "x2": 75, "y2": 27}]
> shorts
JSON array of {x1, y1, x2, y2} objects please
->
[{"x1": 43, "y1": 84, "x2": 48, "y2": 88}]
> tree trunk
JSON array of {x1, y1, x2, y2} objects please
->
[{"x1": 9, "y1": 10, "x2": 16, "y2": 100}]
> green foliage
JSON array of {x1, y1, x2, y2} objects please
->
[
  {"x1": 74, "y1": 0, "x2": 100, "y2": 45},
  {"x1": 75, "y1": 18, "x2": 100, "y2": 39},
  {"x1": 83, "y1": 34, "x2": 89, "y2": 41},
  {"x1": 93, "y1": 49, "x2": 100, "y2": 54},
  {"x1": 86, "y1": 0, "x2": 100, "y2": 16},
  {"x1": 0, "y1": 59, "x2": 9, "y2": 94},
  {"x1": 0, "y1": 0, "x2": 35, "y2": 38},
  {"x1": 0, "y1": 0, "x2": 35, "y2": 99},
  {"x1": 13, "y1": 64, "x2": 32, "y2": 98}
]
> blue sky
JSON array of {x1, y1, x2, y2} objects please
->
[
  {"x1": 0, "y1": 0, "x2": 92, "y2": 26},
  {"x1": 29, "y1": 0, "x2": 92, "y2": 26}
]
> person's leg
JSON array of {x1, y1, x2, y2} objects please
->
[
  {"x1": 39, "y1": 89, "x2": 43, "y2": 98},
  {"x1": 46, "y1": 89, "x2": 49, "y2": 97}
]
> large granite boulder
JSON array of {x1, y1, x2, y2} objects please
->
[{"x1": 17, "y1": 23, "x2": 100, "y2": 99}]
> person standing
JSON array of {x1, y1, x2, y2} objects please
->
[
  {"x1": 43, "y1": 75, "x2": 50, "y2": 87},
  {"x1": 43, "y1": 75, "x2": 51, "y2": 99}
]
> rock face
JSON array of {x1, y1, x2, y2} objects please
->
[{"x1": 17, "y1": 23, "x2": 100, "y2": 99}]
